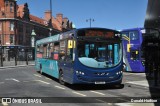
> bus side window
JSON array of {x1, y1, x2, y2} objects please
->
[
  {"x1": 129, "y1": 31, "x2": 138, "y2": 40},
  {"x1": 36, "y1": 45, "x2": 43, "y2": 58},
  {"x1": 53, "y1": 42, "x2": 59, "y2": 60},
  {"x1": 48, "y1": 43, "x2": 54, "y2": 59},
  {"x1": 42, "y1": 44, "x2": 47, "y2": 58},
  {"x1": 59, "y1": 40, "x2": 66, "y2": 60},
  {"x1": 42, "y1": 43, "x2": 51, "y2": 59},
  {"x1": 39, "y1": 45, "x2": 43, "y2": 53},
  {"x1": 37, "y1": 45, "x2": 40, "y2": 52},
  {"x1": 130, "y1": 51, "x2": 139, "y2": 60}
]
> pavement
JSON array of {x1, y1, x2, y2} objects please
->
[
  {"x1": 0, "y1": 63, "x2": 34, "y2": 69},
  {"x1": 0, "y1": 64, "x2": 160, "y2": 90},
  {"x1": 123, "y1": 72, "x2": 160, "y2": 90},
  {"x1": 0, "y1": 66, "x2": 160, "y2": 106}
]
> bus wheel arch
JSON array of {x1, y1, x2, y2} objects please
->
[{"x1": 59, "y1": 69, "x2": 65, "y2": 85}]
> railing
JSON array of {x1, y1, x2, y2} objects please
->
[{"x1": 0, "y1": 46, "x2": 35, "y2": 67}]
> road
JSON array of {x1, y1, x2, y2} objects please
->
[{"x1": 0, "y1": 66, "x2": 160, "y2": 106}]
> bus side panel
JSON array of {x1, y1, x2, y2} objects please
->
[
  {"x1": 35, "y1": 58, "x2": 42, "y2": 71},
  {"x1": 36, "y1": 58, "x2": 59, "y2": 79},
  {"x1": 64, "y1": 62, "x2": 74, "y2": 84},
  {"x1": 47, "y1": 60, "x2": 59, "y2": 79},
  {"x1": 122, "y1": 41, "x2": 132, "y2": 72},
  {"x1": 58, "y1": 60, "x2": 74, "y2": 84}
]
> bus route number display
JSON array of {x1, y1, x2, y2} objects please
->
[{"x1": 85, "y1": 30, "x2": 114, "y2": 38}]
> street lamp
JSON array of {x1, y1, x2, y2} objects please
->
[
  {"x1": 49, "y1": 0, "x2": 53, "y2": 36},
  {"x1": 86, "y1": 18, "x2": 95, "y2": 28},
  {"x1": 31, "y1": 29, "x2": 36, "y2": 47},
  {"x1": 49, "y1": 28, "x2": 52, "y2": 36}
]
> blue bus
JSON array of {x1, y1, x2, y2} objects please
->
[
  {"x1": 35, "y1": 28, "x2": 123, "y2": 85},
  {"x1": 121, "y1": 28, "x2": 145, "y2": 72}
]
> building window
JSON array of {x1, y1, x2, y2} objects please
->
[
  {"x1": 10, "y1": 35, "x2": 14, "y2": 44},
  {"x1": 10, "y1": 3, "x2": 13, "y2": 12},
  {"x1": 10, "y1": 22, "x2": 14, "y2": 31},
  {"x1": 5, "y1": 1, "x2": 9, "y2": 6}
]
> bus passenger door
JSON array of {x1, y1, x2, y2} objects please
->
[
  {"x1": 63, "y1": 40, "x2": 75, "y2": 82},
  {"x1": 114, "y1": 44, "x2": 119, "y2": 64}
]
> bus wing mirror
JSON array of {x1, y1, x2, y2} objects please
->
[{"x1": 72, "y1": 53, "x2": 75, "y2": 62}]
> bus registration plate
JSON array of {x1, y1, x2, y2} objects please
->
[{"x1": 95, "y1": 81, "x2": 106, "y2": 84}]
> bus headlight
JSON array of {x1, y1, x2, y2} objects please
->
[
  {"x1": 116, "y1": 72, "x2": 119, "y2": 75},
  {"x1": 81, "y1": 72, "x2": 85, "y2": 75},
  {"x1": 116, "y1": 71, "x2": 122, "y2": 75},
  {"x1": 76, "y1": 71, "x2": 85, "y2": 75}
]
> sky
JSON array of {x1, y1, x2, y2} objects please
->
[{"x1": 17, "y1": 0, "x2": 148, "y2": 30}]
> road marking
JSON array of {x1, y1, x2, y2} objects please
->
[
  {"x1": 5, "y1": 78, "x2": 20, "y2": 82},
  {"x1": 0, "y1": 82, "x2": 4, "y2": 84},
  {"x1": 2, "y1": 102, "x2": 8, "y2": 106},
  {"x1": 125, "y1": 80, "x2": 149, "y2": 87},
  {"x1": 23, "y1": 81, "x2": 30, "y2": 82},
  {"x1": 107, "y1": 103, "x2": 113, "y2": 106},
  {"x1": 35, "y1": 80, "x2": 50, "y2": 85},
  {"x1": 72, "y1": 91, "x2": 86, "y2": 97},
  {"x1": 45, "y1": 77, "x2": 52, "y2": 80},
  {"x1": 55, "y1": 85, "x2": 65, "y2": 90},
  {"x1": 95, "y1": 99, "x2": 106, "y2": 103},
  {"x1": 34, "y1": 74, "x2": 42, "y2": 78},
  {"x1": 123, "y1": 72, "x2": 146, "y2": 76},
  {"x1": 12, "y1": 79, "x2": 20, "y2": 82},
  {"x1": 114, "y1": 103, "x2": 131, "y2": 106},
  {"x1": 90, "y1": 90, "x2": 105, "y2": 96}
]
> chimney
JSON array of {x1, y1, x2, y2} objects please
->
[
  {"x1": 44, "y1": 10, "x2": 51, "y2": 21},
  {"x1": 56, "y1": 13, "x2": 63, "y2": 24}
]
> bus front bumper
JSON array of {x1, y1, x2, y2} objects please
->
[{"x1": 73, "y1": 74, "x2": 123, "y2": 85}]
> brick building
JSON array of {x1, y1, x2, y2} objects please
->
[
  {"x1": 0, "y1": 0, "x2": 73, "y2": 47},
  {"x1": 0, "y1": 0, "x2": 74, "y2": 64}
]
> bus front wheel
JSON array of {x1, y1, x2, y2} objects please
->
[{"x1": 59, "y1": 70, "x2": 65, "y2": 85}]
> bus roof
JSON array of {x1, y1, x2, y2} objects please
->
[
  {"x1": 77, "y1": 27, "x2": 120, "y2": 32},
  {"x1": 36, "y1": 27, "x2": 121, "y2": 45},
  {"x1": 36, "y1": 34, "x2": 59, "y2": 45},
  {"x1": 121, "y1": 27, "x2": 143, "y2": 32}
]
